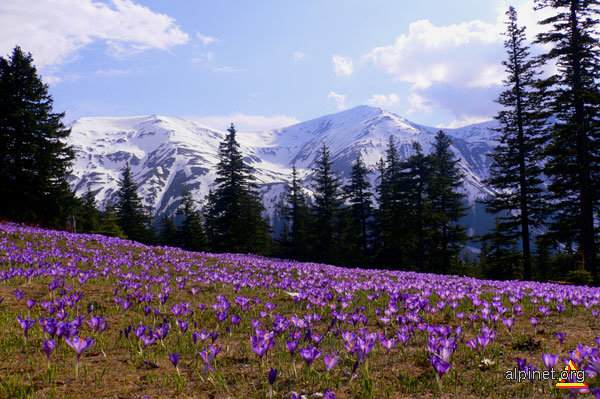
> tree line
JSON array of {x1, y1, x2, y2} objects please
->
[{"x1": 1, "y1": 0, "x2": 599, "y2": 284}]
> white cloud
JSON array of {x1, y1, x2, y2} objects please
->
[
  {"x1": 293, "y1": 51, "x2": 307, "y2": 62},
  {"x1": 0, "y1": 0, "x2": 189, "y2": 67},
  {"x1": 328, "y1": 91, "x2": 347, "y2": 110},
  {"x1": 363, "y1": 19, "x2": 502, "y2": 89},
  {"x1": 95, "y1": 68, "x2": 130, "y2": 77},
  {"x1": 406, "y1": 92, "x2": 433, "y2": 115},
  {"x1": 213, "y1": 66, "x2": 242, "y2": 73},
  {"x1": 437, "y1": 116, "x2": 491, "y2": 129},
  {"x1": 192, "y1": 51, "x2": 214, "y2": 64},
  {"x1": 191, "y1": 114, "x2": 300, "y2": 132},
  {"x1": 361, "y1": 0, "x2": 556, "y2": 121},
  {"x1": 366, "y1": 93, "x2": 400, "y2": 108},
  {"x1": 197, "y1": 33, "x2": 218, "y2": 45},
  {"x1": 42, "y1": 75, "x2": 63, "y2": 85},
  {"x1": 332, "y1": 55, "x2": 354, "y2": 77}
]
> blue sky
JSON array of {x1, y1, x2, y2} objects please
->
[{"x1": 0, "y1": 0, "x2": 551, "y2": 131}]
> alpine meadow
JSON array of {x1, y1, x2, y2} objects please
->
[{"x1": 1, "y1": 1, "x2": 600, "y2": 398}]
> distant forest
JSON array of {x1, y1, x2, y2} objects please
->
[{"x1": 1, "y1": 4, "x2": 600, "y2": 285}]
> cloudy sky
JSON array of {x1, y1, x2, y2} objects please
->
[{"x1": 0, "y1": 0, "x2": 553, "y2": 131}]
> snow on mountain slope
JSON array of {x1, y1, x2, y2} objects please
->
[{"x1": 67, "y1": 105, "x2": 498, "y2": 234}]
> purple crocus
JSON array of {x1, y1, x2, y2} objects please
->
[
  {"x1": 268, "y1": 368, "x2": 277, "y2": 385},
  {"x1": 17, "y1": 316, "x2": 36, "y2": 344},
  {"x1": 556, "y1": 332, "x2": 566, "y2": 346},
  {"x1": 42, "y1": 339, "x2": 56, "y2": 361},
  {"x1": 287, "y1": 339, "x2": 299, "y2": 356},
  {"x1": 169, "y1": 353, "x2": 180, "y2": 367},
  {"x1": 430, "y1": 355, "x2": 452, "y2": 378},
  {"x1": 299, "y1": 346, "x2": 322, "y2": 366},
  {"x1": 64, "y1": 336, "x2": 95, "y2": 378},
  {"x1": 323, "y1": 390, "x2": 336, "y2": 399},
  {"x1": 324, "y1": 352, "x2": 339, "y2": 372},
  {"x1": 26, "y1": 299, "x2": 36, "y2": 309},
  {"x1": 542, "y1": 353, "x2": 559, "y2": 370}
]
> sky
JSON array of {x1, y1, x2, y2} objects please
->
[{"x1": 0, "y1": 0, "x2": 554, "y2": 131}]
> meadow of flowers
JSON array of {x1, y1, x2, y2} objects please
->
[{"x1": 0, "y1": 222, "x2": 599, "y2": 399}]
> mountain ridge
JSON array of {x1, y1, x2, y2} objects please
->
[{"x1": 66, "y1": 105, "x2": 498, "y2": 236}]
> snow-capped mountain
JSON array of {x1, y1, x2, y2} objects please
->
[{"x1": 67, "y1": 105, "x2": 498, "y2": 235}]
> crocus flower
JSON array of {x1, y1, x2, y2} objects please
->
[
  {"x1": 502, "y1": 317, "x2": 514, "y2": 332},
  {"x1": 324, "y1": 352, "x2": 339, "y2": 372},
  {"x1": 323, "y1": 390, "x2": 336, "y2": 399},
  {"x1": 430, "y1": 355, "x2": 452, "y2": 378},
  {"x1": 287, "y1": 339, "x2": 299, "y2": 356},
  {"x1": 169, "y1": 353, "x2": 180, "y2": 367},
  {"x1": 542, "y1": 353, "x2": 559, "y2": 370},
  {"x1": 65, "y1": 336, "x2": 95, "y2": 378},
  {"x1": 42, "y1": 339, "x2": 56, "y2": 361},
  {"x1": 26, "y1": 299, "x2": 36, "y2": 309},
  {"x1": 268, "y1": 368, "x2": 277, "y2": 385},
  {"x1": 299, "y1": 346, "x2": 322, "y2": 366},
  {"x1": 17, "y1": 316, "x2": 36, "y2": 344},
  {"x1": 556, "y1": 332, "x2": 566, "y2": 345}
]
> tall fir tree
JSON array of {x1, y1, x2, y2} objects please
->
[
  {"x1": 310, "y1": 143, "x2": 344, "y2": 265},
  {"x1": 115, "y1": 163, "x2": 154, "y2": 243},
  {"x1": 78, "y1": 188, "x2": 100, "y2": 234},
  {"x1": 158, "y1": 214, "x2": 178, "y2": 247},
  {"x1": 97, "y1": 203, "x2": 126, "y2": 238},
  {"x1": 342, "y1": 154, "x2": 374, "y2": 266},
  {"x1": 278, "y1": 165, "x2": 311, "y2": 260},
  {"x1": 401, "y1": 142, "x2": 433, "y2": 273},
  {"x1": 535, "y1": 0, "x2": 600, "y2": 281},
  {"x1": 0, "y1": 46, "x2": 75, "y2": 227},
  {"x1": 484, "y1": 7, "x2": 548, "y2": 281},
  {"x1": 205, "y1": 124, "x2": 271, "y2": 254},
  {"x1": 177, "y1": 187, "x2": 207, "y2": 252},
  {"x1": 427, "y1": 131, "x2": 470, "y2": 274},
  {"x1": 374, "y1": 137, "x2": 405, "y2": 268}
]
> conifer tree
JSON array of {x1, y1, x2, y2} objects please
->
[
  {"x1": 115, "y1": 163, "x2": 153, "y2": 243},
  {"x1": 97, "y1": 203, "x2": 126, "y2": 238},
  {"x1": 483, "y1": 7, "x2": 548, "y2": 281},
  {"x1": 279, "y1": 165, "x2": 310, "y2": 260},
  {"x1": 343, "y1": 154, "x2": 374, "y2": 266},
  {"x1": 177, "y1": 187, "x2": 207, "y2": 251},
  {"x1": 0, "y1": 46, "x2": 75, "y2": 226},
  {"x1": 401, "y1": 142, "x2": 433, "y2": 273},
  {"x1": 78, "y1": 188, "x2": 100, "y2": 234},
  {"x1": 158, "y1": 214, "x2": 178, "y2": 247},
  {"x1": 205, "y1": 124, "x2": 271, "y2": 254},
  {"x1": 373, "y1": 138, "x2": 404, "y2": 268},
  {"x1": 427, "y1": 131, "x2": 470, "y2": 274},
  {"x1": 535, "y1": 0, "x2": 600, "y2": 281},
  {"x1": 310, "y1": 143, "x2": 344, "y2": 264}
]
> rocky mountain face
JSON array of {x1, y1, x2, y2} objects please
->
[{"x1": 67, "y1": 105, "x2": 498, "y2": 237}]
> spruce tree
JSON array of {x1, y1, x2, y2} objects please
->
[
  {"x1": 427, "y1": 132, "x2": 470, "y2": 274},
  {"x1": 401, "y1": 142, "x2": 433, "y2": 273},
  {"x1": 97, "y1": 203, "x2": 126, "y2": 238},
  {"x1": 484, "y1": 7, "x2": 548, "y2": 281},
  {"x1": 205, "y1": 124, "x2": 271, "y2": 254},
  {"x1": 158, "y1": 215, "x2": 178, "y2": 247},
  {"x1": 310, "y1": 143, "x2": 344, "y2": 265},
  {"x1": 0, "y1": 46, "x2": 75, "y2": 226},
  {"x1": 343, "y1": 154, "x2": 374, "y2": 266},
  {"x1": 78, "y1": 188, "x2": 100, "y2": 234},
  {"x1": 115, "y1": 163, "x2": 153, "y2": 243},
  {"x1": 177, "y1": 187, "x2": 207, "y2": 251},
  {"x1": 535, "y1": 0, "x2": 600, "y2": 281},
  {"x1": 279, "y1": 165, "x2": 310, "y2": 260},
  {"x1": 373, "y1": 137, "x2": 405, "y2": 268}
]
